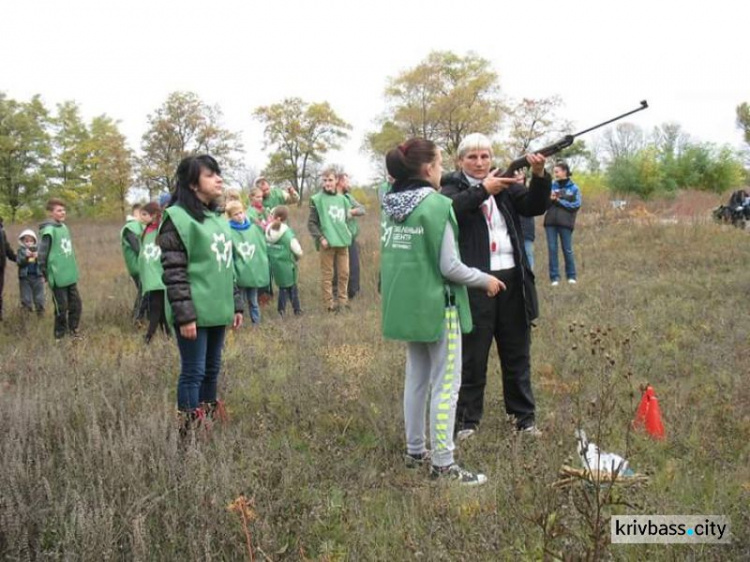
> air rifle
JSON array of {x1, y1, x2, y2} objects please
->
[{"x1": 494, "y1": 100, "x2": 649, "y2": 177}]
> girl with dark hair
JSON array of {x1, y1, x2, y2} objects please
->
[
  {"x1": 139, "y1": 202, "x2": 171, "y2": 343},
  {"x1": 157, "y1": 154, "x2": 244, "y2": 434},
  {"x1": 380, "y1": 138, "x2": 502, "y2": 486},
  {"x1": 544, "y1": 161, "x2": 581, "y2": 285}
]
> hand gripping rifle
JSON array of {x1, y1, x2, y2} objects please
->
[{"x1": 494, "y1": 100, "x2": 649, "y2": 178}]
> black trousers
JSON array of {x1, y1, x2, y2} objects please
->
[
  {"x1": 52, "y1": 284, "x2": 82, "y2": 339},
  {"x1": 0, "y1": 267, "x2": 5, "y2": 319},
  {"x1": 132, "y1": 276, "x2": 148, "y2": 321},
  {"x1": 145, "y1": 290, "x2": 170, "y2": 342},
  {"x1": 456, "y1": 267, "x2": 536, "y2": 431}
]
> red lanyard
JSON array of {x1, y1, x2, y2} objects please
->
[{"x1": 482, "y1": 198, "x2": 498, "y2": 252}]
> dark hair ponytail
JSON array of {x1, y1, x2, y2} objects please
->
[
  {"x1": 385, "y1": 138, "x2": 438, "y2": 182},
  {"x1": 169, "y1": 154, "x2": 222, "y2": 222},
  {"x1": 554, "y1": 161, "x2": 571, "y2": 178}
]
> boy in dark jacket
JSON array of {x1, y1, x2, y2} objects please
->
[{"x1": 16, "y1": 229, "x2": 45, "y2": 315}]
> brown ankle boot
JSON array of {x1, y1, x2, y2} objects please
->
[{"x1": 200, "y1": 400, "x2": 229, "y2": 425}]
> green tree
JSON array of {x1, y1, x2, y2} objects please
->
[
  {"x1": 253, "y1": 98, "x2": 350, "y2": 201},
  {"x1": 606, "y1": 148, "x2": 664, "y2": 199},
  {"x1": 86, "y1": 116, "x2": 133, "y2": 217},
  {"x1": 51, "y1": 101, "x2": 91, "y2": 207},
  {"x1": 673, "y1": 143, "x2": 744, "y2": 192},
  {"x1": 366, "y1": 51, "x2": 503, "y2": 165},
  {"x1": 138, "y1": 91, "x2": 244, "y2": 197},
  {"x1": 0, "y1": 94, "x2": 51, "y2": 221}
]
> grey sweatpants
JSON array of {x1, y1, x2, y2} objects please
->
[
  {"x1": 20, "y1": 275, "x2": 45, "y2": 312},
  {"x1": 404, "y1": 306, "x2": 462, "y2": 468}
]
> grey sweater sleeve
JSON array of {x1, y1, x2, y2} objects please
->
[{"x1": 439, "y1": 223, "x2": 492, "y2": 289}]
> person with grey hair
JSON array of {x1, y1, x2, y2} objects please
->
[{"x1": 441, "y1": 133, "x2": 551, "y2": 438}]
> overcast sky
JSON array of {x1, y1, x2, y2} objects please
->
[{"x1": 2, "y1": 0, "x2": 748, "y2": 187}]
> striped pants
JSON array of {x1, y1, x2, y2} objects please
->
[{"x1": 404, "y1": 307, "x2": 461, "y2": 468}]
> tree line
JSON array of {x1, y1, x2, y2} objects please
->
[{"x1": 2, "y1": 51, "x2": 749, "y2": 221}]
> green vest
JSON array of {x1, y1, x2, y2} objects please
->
[
  {"x1": 262, "y1": 188, "x2": 286, "y2": 210},
  {"x1": 40, "y1": 222, "x2": 79, "y2": 289},
  {"x1": 120, "y1": 219, "x2": 143, "y2": 277},
  {"x1": 311, "y1": 192, "x2": 352, "y2": 249},
  {"x1": 380, "y1": 192, "x2": 472, "y2": 342},
  {"x1": 230, "y1": 222, "x2": 270, "y2": 289},
  {"x1": 161, "y1": 205, "x2": 235, "y2": 327},
  {"x1": 267, "y1": 227, "x2": 298, "y2": 288},
  {"x1": 139, "y1": 227, "x2": 166, "y2": 293},
  {"x1": 344, "y1": 193, "x2": 360, "y2": 239},
  {"x1": 247, "y1": 206, "x2": 268, "y2": 224}
]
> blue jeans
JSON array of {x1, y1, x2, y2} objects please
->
[
  {"x1": 243, "y1": 288, "x2": 260, "y2": 324},
  {"x1": 524, "y1": 240, "x2": 535, "y2": 270},
  {"x1": 176, "y1": 326, "x2": 226, "y2": 411},
  {"x1": 278, "y1": 285, "x2": 301, "y2": 315},
  {"x1": 545, "y1": 226, "x2": 576, "y2": 281}
]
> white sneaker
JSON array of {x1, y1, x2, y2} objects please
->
[
  {"x1": 551, "y1": 280, "x2": 560, "y2": 287},
  {"x1": 517, "y1": 425, "x2": 543, "y2": 437},
  {"x1": 456, "y1": 428, "x2": 477, "y2": 441},
  {"x1": 568, "y1": 279, "x2": 577, "y2": 284},
  {"x1": 430, "y1": 463, "x2": 488, "y2": 486}
]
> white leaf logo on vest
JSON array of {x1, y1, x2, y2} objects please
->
[
  {"x1": 210, "y1": 233, "x2": 233, "y2": 269},
  {"x1": 60, "y1": 237, "x2": 72, "y2": 256},
  {"x1": 380, "y1": 220, "x2": 394, "y2": 248},
  {"x1": 237, "y1": 241, "x2": 255, "y2": 260},
  {"x1": 143, "y1": 242, "x2": 161, "y2": 261},
  {"x1": 328, "y1": 206, "x2": 345, "y2": 222}
]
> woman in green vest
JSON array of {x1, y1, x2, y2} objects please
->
[
  {"x1": 139, "y1": 202, "x2": 170, "y2": 343},
  {"x1": 381, "y1": 138, "x2": 503, "y2": 486},
  {"x1": 157, "y1": 155, "x2": 244, "y2": 432}
]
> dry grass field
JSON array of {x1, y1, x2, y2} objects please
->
[{"x1": 1, "y1": 193, "x2": 749, "y2": 560}]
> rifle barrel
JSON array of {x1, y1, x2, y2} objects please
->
[{"x1": 572, "y1": 100, "x2": 649, "y2": 138}]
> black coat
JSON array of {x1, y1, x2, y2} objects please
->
[
  {"x1": 0, "y1": 223, "x2": 17, "y2": 270},
  {"x1": 440, "y1": 171, "x2": 551, "y2": 322}
]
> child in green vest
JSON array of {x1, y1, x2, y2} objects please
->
[
  {"x1": 38, "y1": 198, "x2": 83, "y2": 340},
  {"x1": 381, "y1": 139, "x2": 503, "y2": 486},
  {"x1": 226, "y1": 199, "x2": 270, "y2": 324},
  {"x1": 139, "y1": 202, "x2": 170, "y2": 343},
  {"x1": 157, "y1": 155, "x2": 244, "y2": 434},
  {"x1": 121, "y1": 203, "x2": 147, "y2": 321},
  {"x1": 266, "y1": 205, "x2": 303, "y2": 316},
  {"x1": 308, "y1": 168, "x2": 352, "y2": 312},
  {"x1": 247, "y1": 187, "x2": 269, "y2": 227}
]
